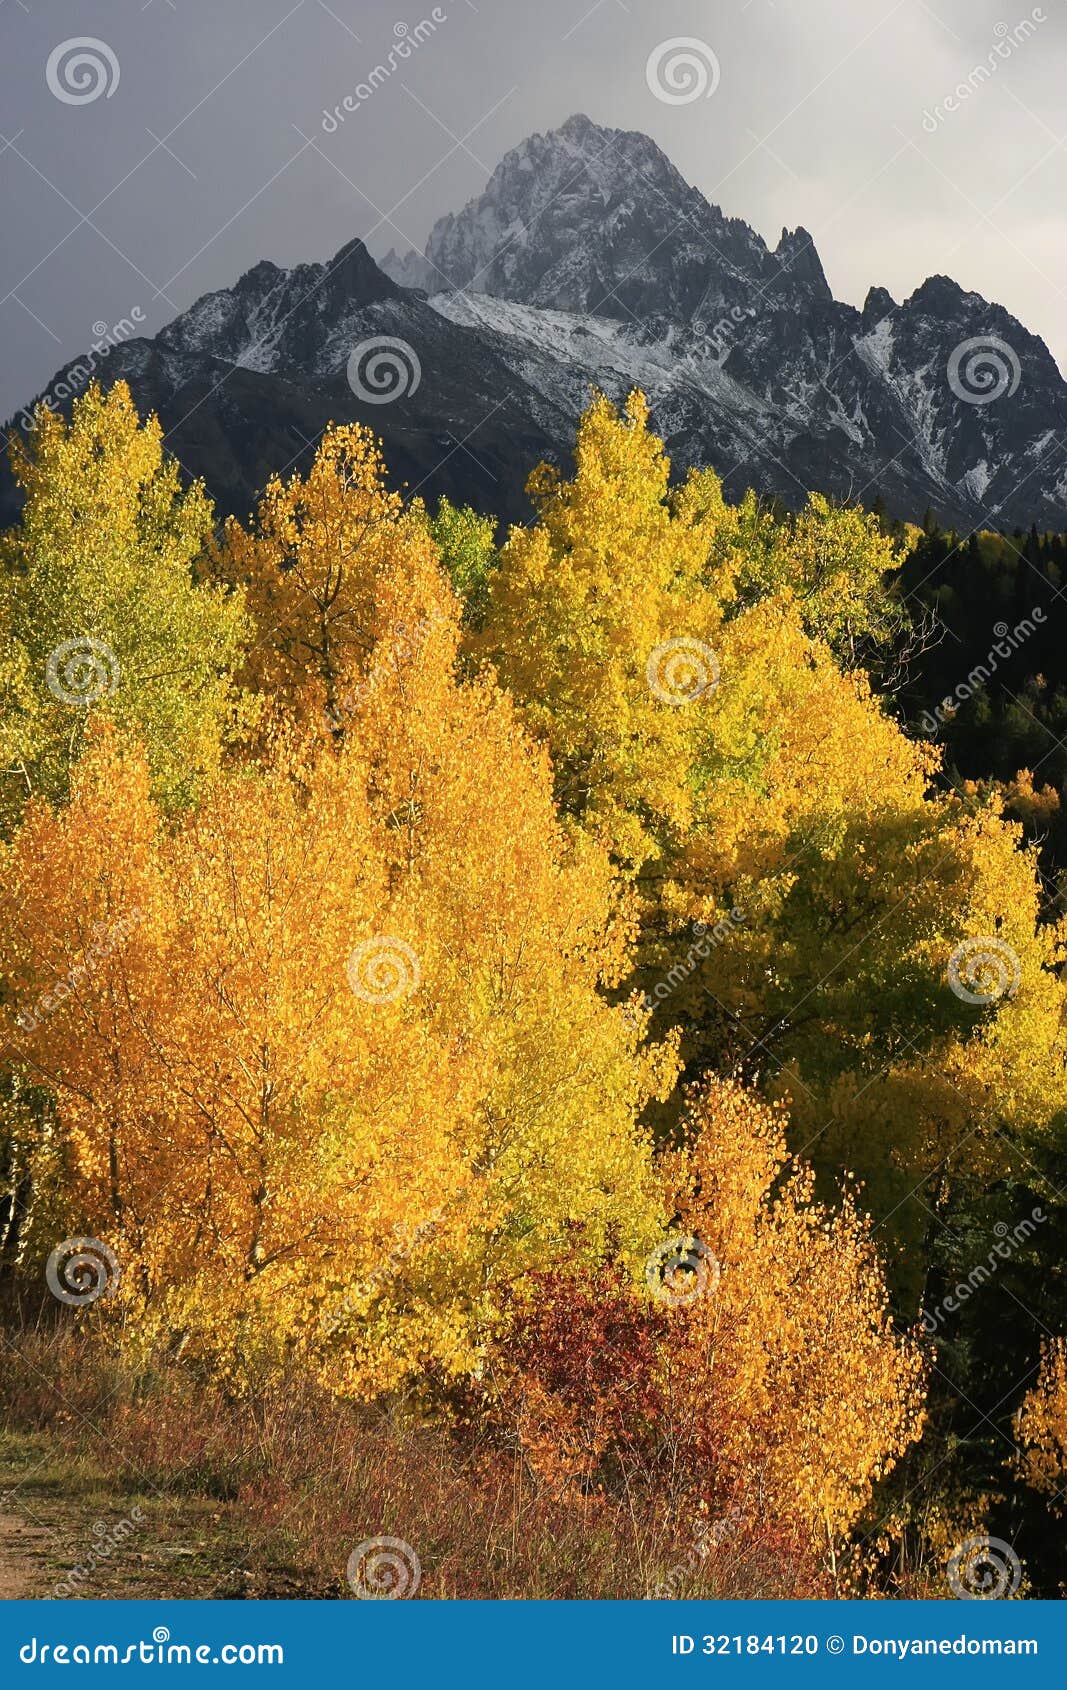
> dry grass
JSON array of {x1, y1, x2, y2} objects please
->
[{"x1": 0, "y1": 1318, "x2": 825, "y2": 1599}]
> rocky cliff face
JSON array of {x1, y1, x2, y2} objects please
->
[
  {"x1": 8, "y1": 114, "x2": 1067, "y2": 532},
  {"x1": 2, "y1": 236, "x2": 567, "y2": 526},
  {"x1": 418, "y1": 113, "x2": 833, "y2": 327}
]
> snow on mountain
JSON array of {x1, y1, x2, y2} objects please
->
[
  {"x1": 6, "y1": 115, "x2": 1067, "y2": 533},
  {"x1": 423, "y1": 113, "x2": 830, "y2": 323}
]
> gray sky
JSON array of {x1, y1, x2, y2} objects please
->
[{"x1": 2, "y1": 0, "x2": 1067, "y2": 422}]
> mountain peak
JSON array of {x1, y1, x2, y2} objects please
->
[
  {"x1": 906, "y1": 274, "x2": 969, "y2": 315},
  {"x1": 863, "y1": 285, "x2": 898, "y2": 324},
  {"x1": 556, "y1": 111, "x2": 599, "y2": 141},
  {"x1": 379, "y1": 245, "x2": 435, "y2": 293},
  {"x1": 423, "y1": 113, "x2": 800, "y2": 322},
  {"x1": 324, "y1": 237, "x2": 402, "y2": 305},
  {"x1": 235, "y1": 258, "x2": 285, "y2": 293},
  {"x1": 12, "y1": 113, "x2": 1067, "y2": 540},
  {"x1": 773, "y1": 226, "x2": 831, "y2": 302}
]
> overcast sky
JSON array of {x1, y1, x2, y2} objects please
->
[{"x1": 2, "y1": 0, "x2": 1066, "y2": 422}]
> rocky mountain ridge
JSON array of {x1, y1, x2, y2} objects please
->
[{"x1": 5, "y1": 114, "x2": 1066, "y2": 531}]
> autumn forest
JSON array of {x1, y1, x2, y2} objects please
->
[{"x1": 3, "y1": 381, "x2": 1067, "y2": 1601}]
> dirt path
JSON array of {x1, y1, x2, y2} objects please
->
[
  {"x1": 0, "y1": 1508, "x2": 55, "y2": 1597},
  {"x1": 0, "y1": 1432, "x2": 313, "y2": 1599}
]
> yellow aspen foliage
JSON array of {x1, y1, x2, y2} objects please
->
[
  {"x1": 670, "y1": 598, "x2": 936, "y2": 896},
  {"x1": 208, "y1": 423, "x2": 454, "y2": 734},
  {"x1": 0, "y1": 383, "x2": 248, "y2": 816},
  {"x1": 0, "y1": 607, "x2": 36, "y2": 794},
  {"x1": 757, "y1": 795, "x2": 1067, "y2": 1280},
  {"x1": 473, "y1": 390, "x2": 939, "y2": 924},
  {"x1": 474, "y1": 395, "x2": 920, "y2": 877},
  {"x1": 492, "y1": 1079, "x2": 924, "y2": 1559},
  {"x1": 996, "y1": 768, "x2": 1061, "y2": 840},
  {"x1": 661, "y1": 1080, "x2": 927, "y2": 1548},
  {"x1": 1014, "y1": 1339, "x2": 1067, "y2": 1511},
  {"x1": 478, "y1": 393, "x2": 1067, "y2": 1275},
  {"x1": 424, "y1": 495, "x2": 497, "y2": 625},
  {"x1": 1, "y1": 578, "x2": 673, "y2": 1394},
  {"x1": 473, "y1": 390, "x2": 728, "y2": 868},
  {"x1": 754, "y1": 491, "x2": 909, "y2": 659}
]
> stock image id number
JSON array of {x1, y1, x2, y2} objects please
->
[{"x1": 672, "y1": 1635, "x2": 821, "y2": 1656}]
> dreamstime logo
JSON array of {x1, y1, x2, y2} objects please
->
[
  {"x1": 13, "y1": 907, "x2": 144, "y2": 1036},
  {"x1": 45, "y1": 1237, "x2": 120, "y2": 1307},
  {"x1": 918, "y1": 611, "x2": 1046, "y2": 737},
  {"x1": 46, "y1": 38, "x2": 120, "y2": 105},
  {"x1": 946, "y1": 1534, "x2": 1022, "y2": 1599},
  {"x1": 346, "y1": 936, "x2": 421, "y2": 1004},
  {"x1": 51, "y1": 1508, "x2": 146, "y2": 1601},
  {"x1": 946, "y1": 936, "x2": 1021, "y2": 1006},
  {"x1": 347, "y1": 337, "x2": 422, "y2": 405},
  {"x1": 45, "y1": 637, "x2": 120, "y2": 706},
  {"x1": 922, "y1": 1207, "x2": 1046, "y2": 1335},
  {"x1": 18, "y1": 1631, "x2": 284, "y2": 1666},
  {"x1": 645, "y1": 1235, "x2": 720, "y2": 1308},
  {"x1": 321, "y1": 11, "x2": 448, "y2": 130},
  {"x1": 346, "y1": 1536, "x2": 422, "y2": 1599},
  {"x1": 922, "y1": 11, "x2": 1047, "y2": 132},
  {"x1": 646, "y1": 37, "x2": 720, "y2": 105},
  {"x1": 947, "y1": 336, "x2": 1021, "y2": 405},
  {"x1": 625, "y1": 910, "x2": 745, "y2": 1028},
  {"x1": 18, "y1": 309, "x2": 146, "y2": 433},
  {"x1": 646, "y1": 637, "x2": 720, "y2": 706},
  {"x1": 647, "y1": 1506, "x2": 743, "y2": 1599}
]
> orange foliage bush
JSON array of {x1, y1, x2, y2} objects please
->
[{"x1": 488, "y1": 1081, "x2": 926, "y2": 1570}]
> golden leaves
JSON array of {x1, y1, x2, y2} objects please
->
[
  {"x1": 1014, "y1": 1340, "x2": 1067, "y2": 1511},
  {"x1": 1, "y1": 381, "x2": 248, "y2": 818}
]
